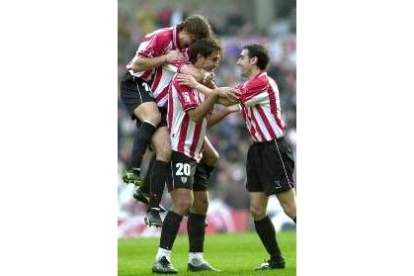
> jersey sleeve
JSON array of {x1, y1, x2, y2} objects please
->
[
  {"x1": 137, "y1": 32, "x2": 171, "y2": 58},
  {"x1": 173, "y1": 79, "x2": 198, "y2": 111},
  {"x1": 238, "y1": 77, "x2": 269, "y2": 107}
]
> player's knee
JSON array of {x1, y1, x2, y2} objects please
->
[
  {"x1": 134, "y1": 103, "x2": 160, "y2": 124},
  {"x1": 193, "y1": 196, "x2": 209, "y2": 214},
  {"x1": 250, "y1": 205, "x2": 266, "y2": 220},
  {"x1": 145, "y1": 113, "x2": 161, "y2": 126},
  {"x1": 201, "y1": 197, "x2": 209, "y2": 210},
  {"x1": 174, "y1": 198, "x2": 193, "y2": 215},
  {"x1": 280, "y1": 201, "x2": 296, "y2": 219},
  {"x1": 136, "y1": 107, "x2": 161, "y2": 126}
]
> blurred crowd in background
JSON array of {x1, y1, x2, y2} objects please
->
[{"x1": 118, "y1": 0, "x2": 296, "y2": 237}]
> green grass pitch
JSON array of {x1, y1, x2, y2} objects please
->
[{"x1": 118, "y1": 231, "x2": 296, "y2": 276}]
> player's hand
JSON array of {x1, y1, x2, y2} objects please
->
[
  {"x1": 165, "y1": 50, "x2": 185, "y2": 63},
  {"x1": 216, "y1": 87, "x2": 239, "y2": 103},
  {"x1": 203, "y1": 78, "x2": 217, "y2": 89},
  {"x1": 201, "y1": 70, "x2": 215, "y2": 83},
  {"x1": 177, "y1": 73, "x2": 199, "y2": 88}
]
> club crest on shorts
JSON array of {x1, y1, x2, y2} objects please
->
[
  {"x1": 274, "y1": 180, "x2": 283, "y2": 189},
  {"x1": 180, "y1": 177, "x2": 188, "y2": 183}
]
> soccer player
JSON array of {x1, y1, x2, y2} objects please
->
[
  {"x1": 178, "y1": 44, "x2": 297, "y2": 270},
  {"x1": 151, "y1": 38, "x2": 237, "y2": 274},
  {"x1": 137, "y1": 116, "x2": 236, "y2": 271},
  {"x1": 236, "y1": 44, "x2": 296, "y2": 270},
  {"x1": 120, "y1": 15, "x2": 236, "y2": 226}
]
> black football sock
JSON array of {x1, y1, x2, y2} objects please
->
[
  {"x1": 140, "y1": 155, "x2": 156, "y2": 195},
  {"x1": 160, "y1": 211, "x2": 183, "y2": 250},
  {"x1": 293, "y1": 217, "x2": 296, "y2": 223},
  {"x1": 128, "y1": 122, "x2": 156, "y2": 170},
  {"x1": 188, "y1": 213, "x2": 206, "y2": 253},
  {"x1": 254, "y1": 216, "x2": 282, "y2": 259},
  {"x1": 149, "y1": 160, "x2": 169, "y2": 209}
]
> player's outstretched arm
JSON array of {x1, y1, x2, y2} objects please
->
[
  {"x1": 207, "y1": 104, "x2": 241, "y2": 128},
  {"x1": 177, "y1": 73, "x2": 239, "y2": 105},
  {"x1": 187, "y1": 90, "x2": 219, "y2": 123},
  {"x1": 129, "y1": 50, "x2": 184, "y2": 72}
]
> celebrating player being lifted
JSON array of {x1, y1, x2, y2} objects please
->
[
  {"x1": 151, "y1": 38, "x2": 239, "y2": 274},
  {"x1": 120, "y1": 15, "x2": 237, "y2": 226},
  {"x1": 178, "y1": 43, "x2": 297, "y2": 271}
]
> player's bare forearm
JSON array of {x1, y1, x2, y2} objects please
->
[
  {"x1": 192, "y1": 84, "x2": 238, "y2": 103},
  {"x1": 130, "y1": 50, "x2": 184, "y2": 72},
  {"x1": 129, "y1": 55, "x2": 167, "y2": 72},
  {"x1": 195, "y1": 83, "x2": 215, "y2": 97},
  {"x1": 207, "y1": 109, "x2": 232, "y2": 127},
  {"x1": 217, "y1": 96, "x2": 239, "y2": 106},
  {"x1": 177, "y1": 73, "x2": 238, "y2": 104},
  {"x1": 207, "y1": 105, "x2": 240, "y2": 127},
  {"x1": 187, "y1": 92, "x2": 219, "y2": 122}
]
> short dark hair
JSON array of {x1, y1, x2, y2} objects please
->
[
  {"x1": 189, "y1": 38, "x2": 222, "y2": 64},
  {"x1": 177, "y1": 15, "x2": 213, "y2": 40},
  {"x1": 243, "y1": 44, "x2": 270, "y2": 70}
]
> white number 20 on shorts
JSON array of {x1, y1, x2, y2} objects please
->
[{"x1": 176, "y1": 163, "x2": 191, "y2": 176}]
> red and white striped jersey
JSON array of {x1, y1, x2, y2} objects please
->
[
  {"x1": 126, "y1": 27, "x2": 189, "y2": 108},
  {"x1": 151, "y1": 59, "x2": 189, "y2": 108},
  {"x1": 238, "y1": 71, "x2": 286, "y2": 142},
  {"x1": 167, "y1": 74, "x2": 207, "y2": 162}
]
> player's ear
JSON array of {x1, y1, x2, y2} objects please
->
[
  {"x1": 250, "y1": 56, "x2": 258, "y2": 66},
  {"x1": 196, "y1": 53, "x2": 204, "y2": 63}
]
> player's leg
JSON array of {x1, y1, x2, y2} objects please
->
[
  {"x1": 145, "y1": 126, "x2": 172, "y2": 227},
  {"x1": 120, "y1": 73, "x2": 161, "y2": 186},
  {"x1": 276, "y1": 188, "x2": 297, "y2": 223},
  {"x1": 246, "y1": 143, "x2": 285, "y2": 270},
  {"x1": 132, "y1": 154, "x2": 166, "y2": 213},
  {"x1": 152, "y1": 188, "x2": 192, "y2": 274},
  {"x1": 186, "y1": 163, "x2": 220, "y2": 272},
  {"x1": 187, "y1": 192, "x2": 220, "y2": 272},
  {"x1": 271, "y1": 137, "x2": 297, "y2": 223},
  {"x1": 153, "y1": 152, "x2": 195, "y2": 274},
  {"x1": 250, "y1": 192, "x2": 285, "y2": 270},
  {"x1": 124, "y1": 101, "x2": 161, "y2": 184},
  {"x1": 132, "y1": 154, "x2": 154, "y2": 204}
]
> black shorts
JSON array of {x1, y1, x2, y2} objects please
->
[
  {"x1": 193, "y1": 163, "x2": 209, "y2": 192},
  {"x1": 167, "y1": 151, "x2": 197, "y2": 192},
  {"x1": 246, "y1": 137, "x2": 295, "y2": 195},
  {"x1": 120, "y1": 72, "x2": 155, "y2": 120}
]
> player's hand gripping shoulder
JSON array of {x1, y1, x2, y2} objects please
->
[
  {"x1": 165, "y1": 50, "x2": 185, "y2": 64},
  {"x1": 177, "y1": 73, "x2": 199, "y2": 89},
  {"x1": 214, "y1": 87, "x2": 239, "y2": 106}
]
